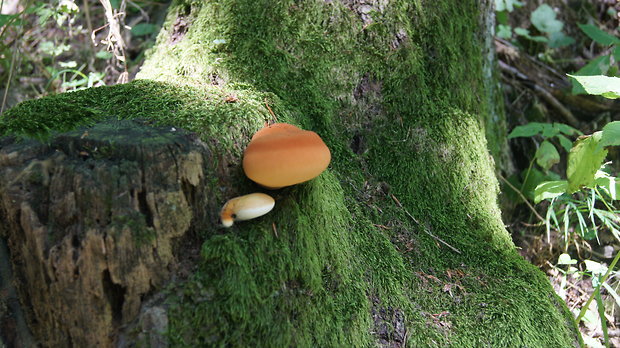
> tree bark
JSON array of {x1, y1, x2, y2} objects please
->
[{"x1": 0, "y1": 0, "x2": 580, "y2": 347}]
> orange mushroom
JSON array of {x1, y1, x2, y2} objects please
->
[
  {"x1": 220, "y1": 193, "x2": 275, "y2": 227},
  {"x1": 243, "y1": 123, "x2": 331, "y2": 189}
]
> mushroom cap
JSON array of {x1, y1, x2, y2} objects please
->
[
  {"x1": 243, "y1": 123, "x2": 331, "y2": 188},
  {"x1": 220, "y1": 193, "x2": 275, "y2": 227}
]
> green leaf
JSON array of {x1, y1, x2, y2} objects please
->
[
  {"x1": 541, "y1": 123, "x2": 559, "y2": 138},
  {"x1": 95, "y1": 50, "x2": 113, "y2": 59},
  {"x1": 599, "y1": 121, "x2": 620, "y2": 148},
  {"x1": 614, "y1": 46, "x2": 620, "y2": 62},
  {"x1": 595, "y1": 174, "x2": 618, "y2": 200},
  {"x1": 514, "y1": 27, "x2": 529, "y2": 36},
  {"x1": 496, "y1": 11, "x2": 509, "y2": 25},
  {"x1": 497, "y1": 24, "x2": 512, "y2": 39},
  {"x1": 130, "y1": 23, "x2": 158, "y2": 36},
  {"x1": 578, "y1": 23, "x2": 620, "y2": 46},
  {"x1": 531, "y1": 4, "x2": 563, "y2": 34},
  {"x1": 536, "y1": 140, "x2": 560, "y2": 170},
  {"x1": 508, "y1": 122, "x2": 544, "y2": 138},
  {"x1": 548, "y1": 32, "x2": 575, "y2": 48},
  {"x1": 520, "y1": 168, "x2": 561, "y2": 201},
  {"x1": 567, "y1": 132, "x2": 609, "y2": 193},
  {"x1": 582, "y1": 227, "x2": 598, "y2": 241},
  {"x1": 556, "y1": 134, "x2": 573, "y2": 152},
  {"x1": 569, "y1": 74, "x2": 620, "y2": 99},
  {"x1": 574, "y1": 55, "x2": 611, "y2": 77},
  {"x1": 558, "y1": 253, "x2": 577, "y2": 265},
  {"x1": 555, "y1": 123, "x2": 580, "y2": 136},
  {"x1": 0, "y1": 13, "x2": 21, "y2": 27},
  {"x1": 570, "y1": 56, "x2": 612, "y2": 95},
  {"x1": 534, "y1": 180, "x2": 568, "y2": 203},
  {"x1": 495, "y1": 0, "x2": 523, "y2": 12}
]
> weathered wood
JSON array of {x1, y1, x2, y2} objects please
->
[{"x1": 0, "y1": 119, "x2": 212, "y2": 347}]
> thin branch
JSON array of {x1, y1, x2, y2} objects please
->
[
  {"x1": 390, "y1": 194, "x2": 461, "y2": 254},
  {"x1": 497, "y1": 172, "x2": 547, "y2": 224},
  {"x1": 498, "y1": 60, "x2": 579, "y2": 127}
]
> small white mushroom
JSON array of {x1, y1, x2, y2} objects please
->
[{"x1": 220, "y1": 193, "x2": 275, "y2": 227}]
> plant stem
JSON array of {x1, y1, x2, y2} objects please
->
[
  {"x1": 497, "y1": 173, "x2": 547, "y2": 223},
  {"x1": 575, "y1": 250, "x2": 620, "y2": 324}
]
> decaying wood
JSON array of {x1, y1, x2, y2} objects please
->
[{"x1": 0, "y1": 119, "x2": 213, "y2": 347}]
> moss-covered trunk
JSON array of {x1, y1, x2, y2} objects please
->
[{"x1": 0, "y1": 0, "x2": 580, "y2": 346}]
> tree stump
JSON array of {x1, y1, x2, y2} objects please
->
[{"x1": 0, "y1": 119, "x2": 212, "y2": 347}]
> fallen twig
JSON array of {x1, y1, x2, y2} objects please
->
[
  {"x1": 390, "y1": 194, "x2": 461, "y2": 254},
  {"x1": 498, "y1": 60, "x2": 579, "y2": 127},
  {"x1": 497, "y1": 172, "x2": 546, "y2": 224}
]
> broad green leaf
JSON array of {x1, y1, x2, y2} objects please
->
[
  {"x1": 570, "y1": 56, "x2": 612, "y2": 94},
  {"x1": 556, "y1": 134, "x2": 573, "y2": 152},
  {"x1": 508, "y1": 122, "x2": 544, "y2": 138},
  {"x1": 578, "y1": 23, "x2": 620, "y2": 46},
  {"x1": 573, "y1": 55, "x2": 611, "y2": 76},
  {"x1": 496, "y1": 11, "x2": 509, "y2": 25},
  {"x1": 0, "y1": 13, "x2": 21, "y2": 27},
  {"x1": 614, "y1": 46, "x2": 620, "y2": 62},
  {"x1": 520, "y1": 168, "x2": 561, "y2": 201},
  {"x1": 536, "y1": 140, "x2": 560, "y2": 170},
  {"x1": 569, "y1": 74, "x2": 620, "y2": 99},
  {"x1": 514, "y1": 27, "x2": 530, "y2": 36},
  {"x1": 131, "y1": 23, "x2": 158, "y2": 36},
  {"x1": 541, "y1": 123, "x2": 559, "y2": 138},
  {"x1": 531, "y1": 5, "x2": 563, "y2": 34},
  {"x1": 534, "y1": 180, "x2": 568, "y2": 203},
  {"x1": 599, "y1": 121, "x2": 620, "y2": 148},
  {"x1": 497, "y1": 24, "x2": 512, "y2": 39},
  {"x1": 558, "y1": 253, "x2": 577, "y2": 265},
  {"x1": 549, "y1": 32, "x2": 575, "y2": 48},
  {"x1": 567, "y1": 132, "x2": 608, "y2": 192},
  {"x1": 555, "y1": 123, "x2": 580, "y2": 136}
]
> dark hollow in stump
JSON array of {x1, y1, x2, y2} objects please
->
[{"x1": 0, "y1": 119, "x2": 213, "y2": 347}]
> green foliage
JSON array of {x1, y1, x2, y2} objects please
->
[
  {"x1": 534, "y1": 180, "x2": 567, "y2": 203},
  {"x1": 536, "y1": 140, "x2": 560, "y2": 171},
  {"x1": 531, "y1": 5, "x2": 563, "y2": 35},
  {"x1": 570, "y1": 24, "x2": 620, "y2": 95},
  {"x1": 508, "y1": 122, "x2": 580, "y2": 139},
  {"x1": 599, "y1": 121, "x2": 620, "y2": 148},
  {"x1": 566, "y1": 132, "x2": 608, "y2": 193},
  {"x1": 495, "y1": 3, "x2": 574, "y2": 48},
  {"x1": 495, "y1": 0, "x2": 523, "y2": 13},
  {"x1": 569, "y1": 75, "x2": 620, "y2": 99},
  {"x1": 578, "y1": 24, "x2": 620, "y2": 46}
]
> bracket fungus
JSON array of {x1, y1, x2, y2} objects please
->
[
  {"x1": 242, "y1": 123, "x2": 331, "y2": 189},
  {"x1": 220, "y1": 193, "x2": 275, "y2": 227}
]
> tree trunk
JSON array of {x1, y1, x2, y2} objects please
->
[{"x1": 0, "y1": 0, "x2": 579, "y2": 347}]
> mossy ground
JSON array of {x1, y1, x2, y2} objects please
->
[{"x1": 0, "y1": 0, "x2": 580, "y2": 346}]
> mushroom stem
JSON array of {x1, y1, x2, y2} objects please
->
[{"x1": 220, "y1": 193, "x2": 275, "y2": 227}]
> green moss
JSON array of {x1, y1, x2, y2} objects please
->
[
  {"x1": 1, "y1": 0, "x2": 579, "y2": 346},
  {"x1": 112, "y1": 212, "x2": 156, "y2": 247}
]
